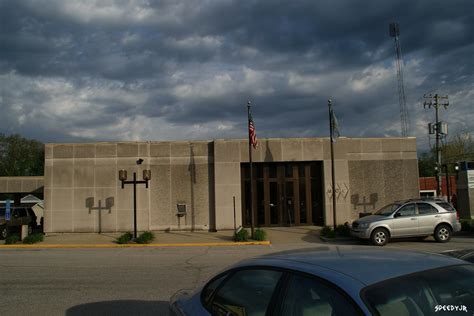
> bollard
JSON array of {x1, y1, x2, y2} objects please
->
[{"x1": 21, "y1": 225, "x2": 29, "y2": 240}]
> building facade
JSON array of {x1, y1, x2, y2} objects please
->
[{"x1": 43, "y1": 137, "x2": 419, "y2": 233}]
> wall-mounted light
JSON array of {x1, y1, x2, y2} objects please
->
[
  {"x1": 143, "y1": 170, "x2": 151, "y2": 181},
  {"x1": 119, "y1": 169, "x2": 128, "y2": 181}
]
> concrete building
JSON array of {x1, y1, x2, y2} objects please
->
[{"x1": 42, "y1": 137, "x2": 419, "y2": 233}]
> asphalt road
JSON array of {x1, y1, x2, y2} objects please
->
[{"x1": 1, "y1": 236, "x2": 473, "y2": 316}]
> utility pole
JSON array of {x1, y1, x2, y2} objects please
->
[{"x1": 424, "y1": 94, "x2": 449, "y2": 197}]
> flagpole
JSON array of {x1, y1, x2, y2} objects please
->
[
  {"x1": 328, "y1": 98, "x2": 337, "y2": 230},
  {"x1": 247, "y1": 101, "x2": 255, "y2": 239}
]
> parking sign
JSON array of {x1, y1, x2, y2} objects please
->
[{"x1": 5, "y1": 199, "x2": 11, "y2": 221}]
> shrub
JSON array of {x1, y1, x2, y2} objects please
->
[
  {"x1": 335, "y1": 224, "x2": 351, "y2": 237},
  {"x1": 327, "y1": 230, "x2": 336, "y2": 238},
  {"x1": 116, "y1": 232, "x2": 133, "y2": 244},
  {"x1": 5, "y1": 235, "x2": 20, "y2": 244},
  {"x1": 136, "y1": 231, "x2": 155, "y2": 244},
  {"x1": 320, "y1": 226, "x2": 333, "y2": 237},
  {"x1": 461, "y1": 220, "x2": 471, "y2": 232},
  {"x1": 253, "y1": 228, "x2": 267, "y2": 241},
  {"x1": 22, "y1": 233, "x2": 44, "y2": 244},
  {"x1": 234, "y1": 228, "x2": 249, "y2": 242}
]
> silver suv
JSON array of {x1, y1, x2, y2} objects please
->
[{"x1": 351, "y1": 199, "x2": 461, "y2": 246}]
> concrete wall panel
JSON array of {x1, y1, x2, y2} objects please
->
[
  {"x1": 281, "y1": 139, "x2": 303, "y2": 161},
  {"x1": 74, "y1": 144, "x2": 96, "y2": 158},
  {"x1": 96, "y1": 144, "x2": 117, "y2": 157},
  {"x1": 74, "y1": 165, "x2": 95, "y2": 188},
  {"x1": 117, "y1": 143, "x2": 139, "y2": 157},
  {"x1": 53, "y1": 145, "x2": 74, "y2": 158},
  {"x1": 150, "y1": 143, "x2": 170, "y2": 157},
  {"x1": 51, "y1": 188, "x2": 73, "y2": 212},
  {"x1": 302, "y1": 139, "x2": 324, "y2": 161},
  {"x1": 52, "y1": 166, "x2": 73, "y2": 188},
  {"x1": 51, "y1": 211, "x2": 73, "y2": 232}
]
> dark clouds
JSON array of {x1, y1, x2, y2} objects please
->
[{"x1": 0, "y1": 0, "x2": 473, "y2": 150}]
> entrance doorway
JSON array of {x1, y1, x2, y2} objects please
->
[{"x1": 241, "y1": 162, "x2": 324, "y2": 227}]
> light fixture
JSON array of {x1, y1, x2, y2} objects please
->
[{"x1": 119, "y1": 169, "x2": 127, "y2": 181}]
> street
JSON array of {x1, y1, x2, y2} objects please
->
[{"x1": 1, "y1": 235, "x2": 473, "y2": 316}]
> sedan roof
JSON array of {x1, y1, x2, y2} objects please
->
[{"x1": 241, "y1": 246, "x2": 466, "y2": 286}]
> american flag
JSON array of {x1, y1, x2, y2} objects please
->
[{"x1": 248, "y1": 111, "x2": 258, "y2": 149}]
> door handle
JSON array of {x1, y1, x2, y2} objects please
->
[
  {"x1": 410, "y1": 218, "x2": 417, "y2": 220},
  {"x1": 435, "y1": 215, "x2": 441, "y2": 218}
]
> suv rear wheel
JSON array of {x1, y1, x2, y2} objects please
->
[
  {"x1": 371, "y1": 228, "x2": 389, "y2": 246},
  {"x1": 434, "y1": 224, "x2": 451, "y2": 243},
  {"x1": 1, "y1": 226, "x2": 8, "y2": 240}
]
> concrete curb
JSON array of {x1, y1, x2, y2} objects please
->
[{"x1": 0, "y1": 241, "x2": 271, "y2": 249}]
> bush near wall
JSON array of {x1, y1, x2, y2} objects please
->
[
  {"x1": 116, "y1": 232, "x2": 133, "y2": 244},
  {"x1": 253, "y1": 228, "x2": 267, "y2": 241},
  {"x1": 136, "y1": 231, "x2": 155, "y2": 244},
  {"x1": 5, "y1": 235, "x2": 20, "y2": 244},
  {"x1": 22, "y1": 233, "x2": 44, "y2": 244},
  {"x1": 234, "y1": 228, "x2": 249, "y2": 242},
  {"x1": 460, "y1": 220, "x2": 474, "y2": 232}
]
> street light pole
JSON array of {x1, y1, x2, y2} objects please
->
[{"x1": 119, "y1": 159, "x2": 151, "y2": 240}]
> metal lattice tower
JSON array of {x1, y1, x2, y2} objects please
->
[{"x1": 389, "y1": 23, "x2": 410, "y2": 137}]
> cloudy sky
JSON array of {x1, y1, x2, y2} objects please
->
[{"x1": 1, "y1": 0, "x2": 473, "y2": 151}]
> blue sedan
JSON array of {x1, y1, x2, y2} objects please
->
[{"x1": 170, "y1": 246, "x2": 474, "y2": 316}]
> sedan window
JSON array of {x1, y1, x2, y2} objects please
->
[
  {"x1": 279, "y1": 274, "x2": 360, "y2": 316},
  {"x1": 201, "y1": 273, "x2": 228, "y2": 307},
  {"x1": 210, "y1": 269, "x2": 282, "y2": 316},
  {"x1": 362, "y1": 265, "x2": 474, "y2": 316}
]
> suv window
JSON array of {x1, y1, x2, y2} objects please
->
[
  {"x1": 417, "y1": 203, "x2": 438, "y2": 215},
  {"x1": 396, "y1": 204, "x2": 416, "y2": 217},
  {"x1": 0, "y1": 208, "x2": 4, "y2": 217},
  {"x1": 19, "y1": 208, "x2": 27, "y2": 217},
  {"x1": 210, "y1": 269, "x2": 282, "y2": 316},
  {"x1": 436, "y1": 202, "x2": 456, "y2": 212},
  {"x1": 279, "y1": 274, "x2": 360, "y2": 316}
]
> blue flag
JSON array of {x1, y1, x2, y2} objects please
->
[{"x1": 330, "y1": 108, "x2": 340, "y2": 143}]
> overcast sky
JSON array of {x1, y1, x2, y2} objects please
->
[{"x1": 0, "y1": 0, "x2": 473, "y2": 152}]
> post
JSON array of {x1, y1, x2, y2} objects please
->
[
  {"x1": 328, "y1": 99, "x2": 337, "y2": 230},
  {"x1": 98, "y1": 200, "x2": 102, "y2": 234},
  {"x1": 233, "y1": 196, "x2": 236, "y2": 234},
  {"x1": 435, "y1": 95, "x2": 441, "y2": 196},
  {"x1": 247, "y1": 102, "x2": 255, "y2": 238},
  {"x1": 444, "y1": 165, "x2": 451, "y2": 202},
  {"x1": 119, "y1": 161, "x2": 150, "y2": 240},
  {"x1": 133, "y1": 172, "x2": 137, "y2": 239}
]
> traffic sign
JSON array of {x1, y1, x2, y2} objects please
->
[{"x1": 5, "y1": 199, "x2": 11, "y2": 221}]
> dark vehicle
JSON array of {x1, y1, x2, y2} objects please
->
[
  {"x1": 440, "y1": 249, "x2": 474, "y2": 264},
  {"x1": 170, "y1": 247, "x2": 474, "y2": 316},
  {"x1": 0, "y1": 207, "x2": 37, "y2": 239}
]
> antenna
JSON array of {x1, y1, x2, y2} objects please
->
[{"x1": 389, "y1": 22, "x2": 410, "y2": 137}]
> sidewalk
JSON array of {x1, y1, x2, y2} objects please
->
[{"x1": 0, "y1": 226, "x2": 322, "y2": 248}]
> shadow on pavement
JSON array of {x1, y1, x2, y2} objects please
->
[{"x1": 66, "y1": 300, "x2": 169, "y2": 316}]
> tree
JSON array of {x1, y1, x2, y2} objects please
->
[
  {"x1": 418, "y1": 132, "x2": 474, "y2": 176},
  {"x1": 0, "y1": 133, "x2": 44, "y2": 176}
]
